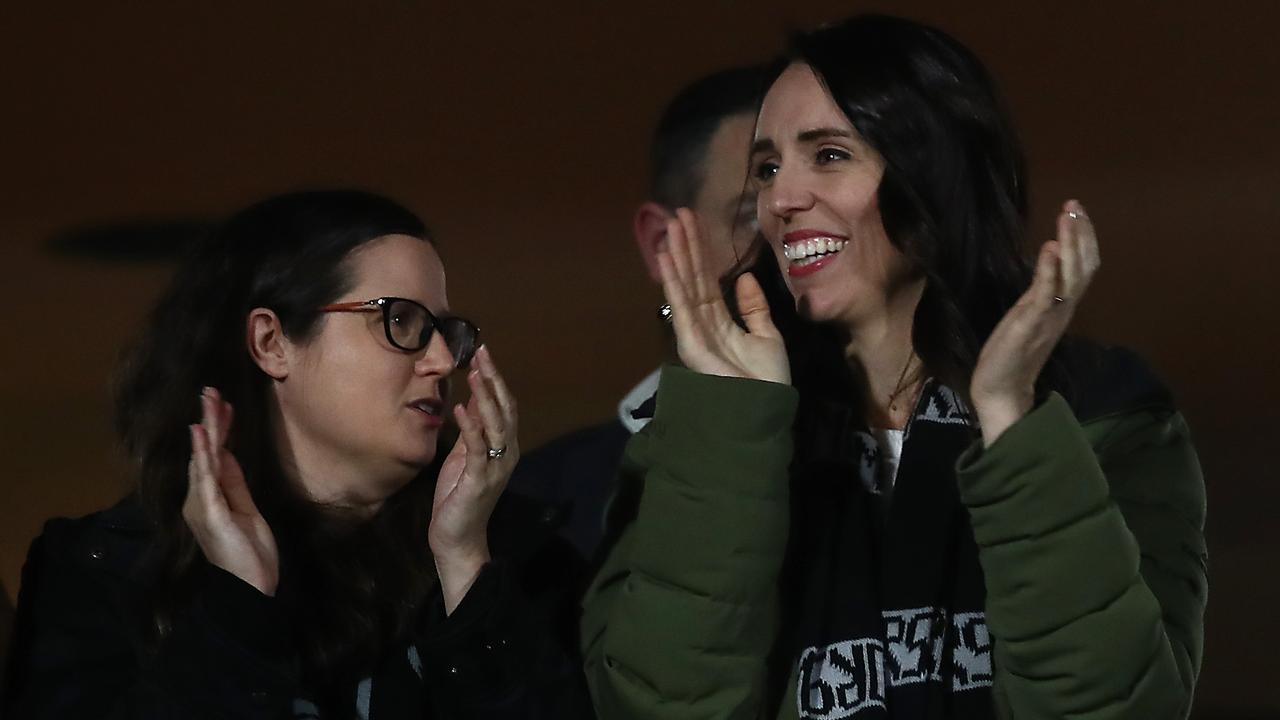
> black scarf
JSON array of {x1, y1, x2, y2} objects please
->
[{"x1": 777, "y1": 380, "x2": 994, "y2": 720}]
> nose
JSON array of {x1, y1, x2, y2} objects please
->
[
  {"x1": 764, "y1": 165, "x2": 815, "y2": 222},
  {"x1": 414, "y1": 331, "x2": 455, "y2": 377}
]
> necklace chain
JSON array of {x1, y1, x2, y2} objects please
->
[{"x1": 887, "y1": 353, "x2": 919, "y2": 413}]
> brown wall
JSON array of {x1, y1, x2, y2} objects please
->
[{"x1": 1, "y1": 1, "x2": 1276, "y2": 714}]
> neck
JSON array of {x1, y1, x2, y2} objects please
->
[
  {"x1": 840, "y1": 279, "x2": 926, "y2": 429},
  {"x1": 272, "y1": 411, "x2": 411, "y2": 520}
]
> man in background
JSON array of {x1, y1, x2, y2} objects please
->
[{"x1": 510, "y1": 65, "x2": 767, "y2": 562}]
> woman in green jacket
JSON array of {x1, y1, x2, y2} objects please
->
[{"x1": 582, "y1": 15, "x2": 1206, "y2": 720}]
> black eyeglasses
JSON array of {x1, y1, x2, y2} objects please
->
[{"x1": 319, "y1": 297, "x2": 479, "y2": 367}]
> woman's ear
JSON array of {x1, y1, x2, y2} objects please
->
[
  {"x1": 247, "y1": 308, "x2": 290, "y2": 380},
  {"x1": 633, "y1": 201, "x2": 675, "y2": 283}
]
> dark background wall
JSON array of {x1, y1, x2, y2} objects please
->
[{"x1": 1, "y1": 2, "x2": 1276, "y2": 715}]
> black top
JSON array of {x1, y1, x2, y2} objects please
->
[
  {"x1": 507, "y1": 420, "x2": 632, "y2": 563},
  {"x1": 1, "y1": 494, "x2": 593, "y2": 719}
]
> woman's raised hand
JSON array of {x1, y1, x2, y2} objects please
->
[
  {"x1": 971, "y1": 199, "x2": 1101, "y2": 446},
  {"x1": 429, "y1": 344, "x2": 518, "y2": 614},
  {"x1": 183, "y1": 388, "x2": 280, "y2": 596},
  {"x1": 659, "y1": 208, "x2": 790, "y2": 385}
]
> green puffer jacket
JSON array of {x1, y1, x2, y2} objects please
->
[{"x1": 581, "y1": 366, "x2": 1207, "y2": 720}]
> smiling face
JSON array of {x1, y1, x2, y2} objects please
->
[
  {"x1": 270, "y1": 233, "x2": 457, "y2": 509},
  {"x1": 751, "y1": 63, "x2": 923, "y2": 328}
]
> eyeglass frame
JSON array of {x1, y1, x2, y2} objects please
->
[{"x1": 318, "y1": 296, "x2": 480, "y2": 367}]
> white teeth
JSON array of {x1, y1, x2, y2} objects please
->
[{"x1": 784, "y1": 237, "x2": 847, "y2": 263}]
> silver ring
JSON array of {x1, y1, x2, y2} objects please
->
[
  {"x1": 487, "y1": 446, "x2": 507, "y2": 459},
  {"x1": 658, "y1": 304, "x2": 673, "y2": 324},
  {"x1": 1053, "y1": 295, "x2": 1066, "y2": 304}
]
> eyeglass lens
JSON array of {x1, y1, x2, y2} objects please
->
[{"x1": 384, "y1": 299, "x2": 477, "y2": 366}]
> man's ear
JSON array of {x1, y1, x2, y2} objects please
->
[
  {"x1": 247, "y1": 308, "x2": 290, "y2": 380},
  {"x1": 633, "y1": 201, "x2": 675, "y2": 283}
]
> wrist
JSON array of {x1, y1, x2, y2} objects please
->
[
  {"x1": 433, "y1": 545, "x2": 490, "y2": 616},
  {"x1": 973, "y1": 390, "x2": 1033, "y2": 447}
]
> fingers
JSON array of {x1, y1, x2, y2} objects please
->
[
  {"x1": 452, "y1": 403, "x2": 489, "y2": 487},
  {"x1": 1056, "y1": 207, "x2": 1081, "y2": 300},
  {"x1": 474, "y1": 345, "x2": 517, "y2": 430},
  {"x1": 200, "y1": 387, "x2": 237, "y2": 471},
  {"x1": 663, "y1": 209, "x2": 741, "y2": 338},
  {"x1": 200, "y1": 388, "x2": 222, "y2": 476},
  {"x1": 1028, "y1": 239, "x2": 1062, "y2": 309},
  {"x1": 187, "y1": 424, "x2": 229, "y2": 520},
  {"x1": 735, "y1": 273, "x2": 780, "y2": 339},
  {"x1": 466, "y1": 368, "x2": 508, "y2": 454},
  {"x1": 1068, "y1": 199, "x2": 1100, "y2": 281},
  {"x1": 663, "y1": 213, "x2": 696, "y2": 300},
  {"x1": 657, "y1": 247, "x2": 695, "y2": 334},
  {"x1": 1048, "y1": 199, "x2": 1101, "y2": 309},
  {"x1": 676, "y1": 208, "x2": 713, "y2": 305},
  {"x1": 194, "y1": 387, "x2": 262, "y2": 519}
]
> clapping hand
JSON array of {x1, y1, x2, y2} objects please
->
[
  {"x1": 658, "y1": 208, "x2": 790, "y2": 385},
  {"x1": 971, "y1": 200, "x2": 1101, "y2": 445},
  {"x1": 429, "y1": 345, "x2": 518, "y2": 614},
  {"x1": 184, "y1": 387, "x2": 280, "y2": 596}
]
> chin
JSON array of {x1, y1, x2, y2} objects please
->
[
  {"x1": 790, "y1": 288, "x2": 853, "y2": 325},
  {"x1": 393, "y1": 433, "x2": 440, "y2": 468},
  {"x1": 400, "y1": 447, "x2": 438, "y2": 469}
]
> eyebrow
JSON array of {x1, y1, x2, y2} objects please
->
[
  {"x1": 798, "y1": 127, "x2": 854, "y2": 142},
  {"x1": 751, "y1": 126, "x2": 854, "y2": 155}
]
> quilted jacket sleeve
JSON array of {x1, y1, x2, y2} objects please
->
[
  {"x1": 580, "y1": 366, "x2": 798, "y2": 720},
  {"x1": 956, "y1": 393, "x2": 1208, "y2": 719}
]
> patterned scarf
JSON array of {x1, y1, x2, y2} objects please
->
[{"x1": 778, "y1": 380, "x2": 995, "y2": 720}]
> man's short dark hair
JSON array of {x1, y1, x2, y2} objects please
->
[{"x1": 649, "y1": 65, "x2": 769, "y2": 209}]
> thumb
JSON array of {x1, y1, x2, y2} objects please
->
[{"x1": 735, "y1": 273, "x2": 778, "y2": 338}]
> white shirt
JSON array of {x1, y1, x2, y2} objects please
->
[{"x1": 617, "y1": 368, "x2": 662, "y2": 434}]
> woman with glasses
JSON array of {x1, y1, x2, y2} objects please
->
[
  {"x1": 3, "y1": 190, "x2": 590, "y2": 718},
  {"x1": 582, "y1": 15, "x2": 1206, "y2": 720}
]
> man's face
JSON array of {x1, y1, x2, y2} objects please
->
[{"x1": 689, "y1": 112, "x2": 760, "y2": 277}]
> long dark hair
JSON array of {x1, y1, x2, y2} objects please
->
[
  {"x1": 115, "y1": 189, "x2": 442, "y2": 710},
  {"x1": 756, "y1": 15, "x2": 1066, "y2": 407}
]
